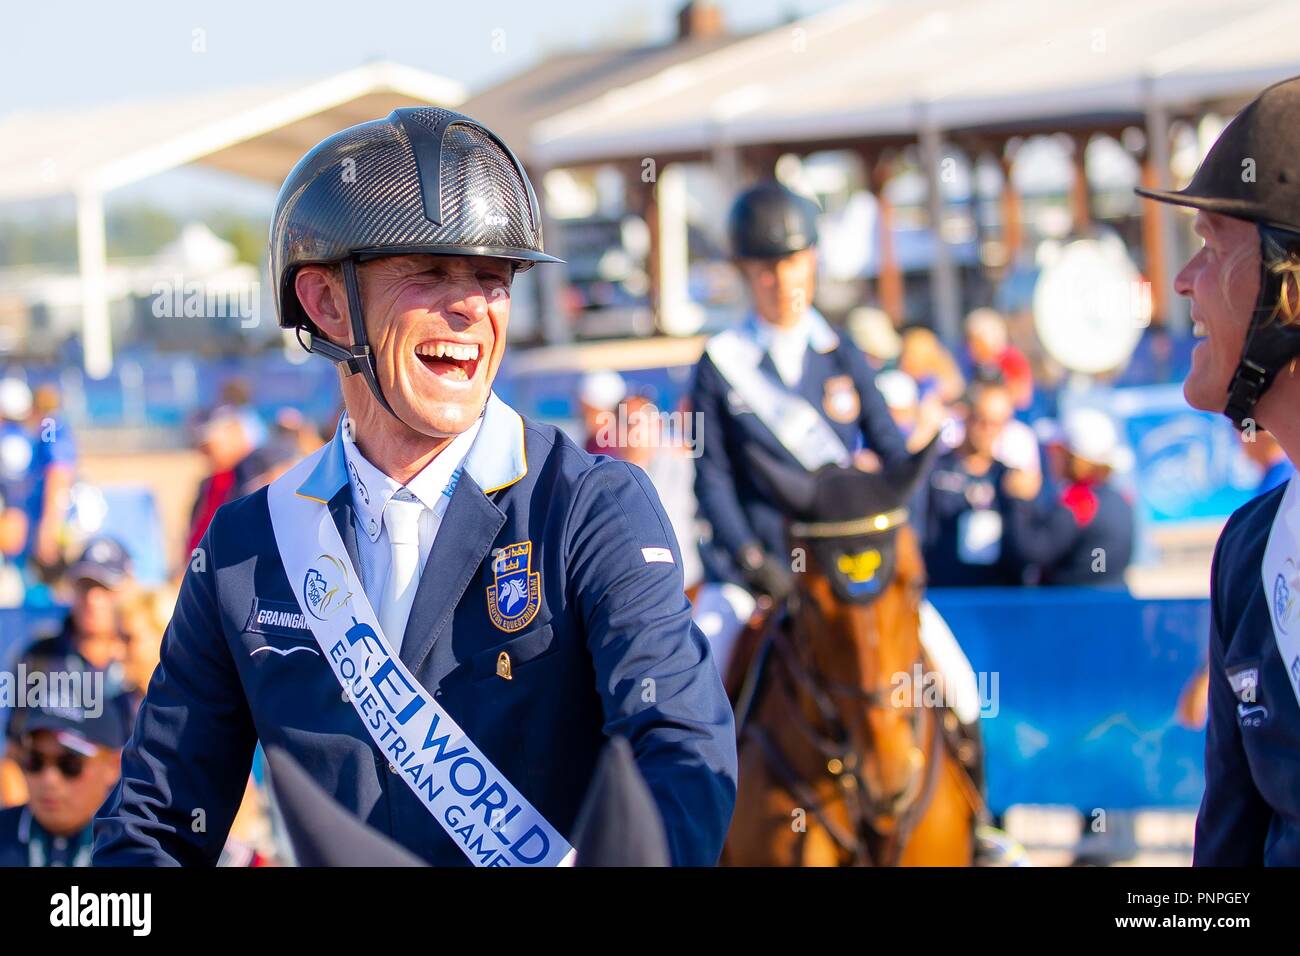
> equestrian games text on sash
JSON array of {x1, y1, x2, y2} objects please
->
[{"x1": 267, "y1": 451, "x2": 574, "y2": 867}]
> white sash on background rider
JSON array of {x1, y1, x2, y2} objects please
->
[
  {"x1": 705, "y1": 311, "x2": 852, "y2": 471},
  {"x1": 266, "y1": 452, "x2": 574, "y2": 867}
]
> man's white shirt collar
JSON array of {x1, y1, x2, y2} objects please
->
[
  {"x1": 748, "y1": 308, "x2": 838, "y2": 387},
  {"x1": 748, "y1": 308, "x2": 839, "y2": 354},
  {"x1": 341, "y1": 414, "x2": 483, "y2": 543}
]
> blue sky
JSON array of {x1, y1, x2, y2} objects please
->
[
  {"x1": 1, "y1": 0, "x2": 838, "y2": 115},
  {"x1": 0, "y1": 0, "x2": 841, "y2": 217}
]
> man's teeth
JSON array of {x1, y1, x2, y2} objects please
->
[
  {"x1": 1192, "y1": 321, "x2": 1208, "y2": 338},
  {"x1": 415, "y1": 342, "x2": 480, "y2": 361}
]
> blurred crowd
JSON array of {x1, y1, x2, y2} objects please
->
[
  {"x1": 572, "y1": 306, "x2": 1239, "y2": 600},
  {"x1": 0, "y1": 378, "x2": 78, "y2": 607},
  {"x1": 0, "y1": 375, "x2": 330, "y2": 866}
]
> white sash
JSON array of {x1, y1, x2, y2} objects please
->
[
  {"x1": 1261, "y1": 474, "x2": 1300, "y2": 711},
  {"x1": 266, "y1": 453, "x2": 574, "y2": 867},
  {"x1": 705, "y1": 327, "x2": 851, "y2": 471}
]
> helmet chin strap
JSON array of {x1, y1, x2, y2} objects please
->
[
  {"x1": 1222, "y1": 225, "x2": 1300, "y2": 430},
  {"x1": 300, "y1": 257, "x2": 404, "y2": 426}
]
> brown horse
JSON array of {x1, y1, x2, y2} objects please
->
[{"x1": 721, "y1": 444, "x2": 982, "y2": 866}]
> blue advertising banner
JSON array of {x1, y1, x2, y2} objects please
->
[{"x1": 1099, "y1": 384, "x2": 1260, "y2": 524}]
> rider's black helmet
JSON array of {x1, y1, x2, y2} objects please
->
[
  {"x1": 1136, "y1": 74, "x2": 1300, "y2": 429},
  {"x1": 727, "y1": 180, "x2": 821, "y2": 260}
]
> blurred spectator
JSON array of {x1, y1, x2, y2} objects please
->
[
  {"x1": 118, "y1": 588, "x2": 171, "y2": 707},
  {"x1": 1244, "y1": 430, "x2": 1294, "y2": 496},
  {"x1": 0, "y1": 671, "x2": 133, "y2": 866},
  {"x1": 874, "y1": 369, "x2": 945, "y2": 453},
  {"x1": 185, "y1": 405, "x2": 260, "y2": 559},
  {"x1": 936, "y1": 368, "x2": 1041, "y2": 475},
  {"x1": 25, "y1": 384, "x2": 78, "y2": 582},
  {"x1": 898, "y1": 326, "x2": 965, "y2": 405},
  {"x1": 219, "y1": 377, "x2": 268, "y2": 448},
  {"x1": 277, "y1": 407, "x2": 326, "y2": 458},
  {"x1": 0, "y1": 490, "x2": 24, "y2": 607},
  {"x1": 1005, "y1": 408, "x2": 1135, "y2": 587},
  {"x1": 620, "y1": 395, "x2": 703, "y2": 591},
  {"x1": 921, "y1": 382, "x2": 1024, "y2": 587},
  {"x1": 0, "y1": 385, "x2": 31, "y2": 604},
  {"x1": 994, "y1": 417, "x2": 1042, "y2": 477},
  {"x1": 17, "y1": 536, "x2": 134, "y2": 676},
  {"x1": 578, "y1": 370, "x2": 627, "y2": 457},
  {"x1": 961, "y1": 308, "x2": 1034, "y2": 410},
  {"x1": 846, "y1": 306, "x2": 902, "y2": 370},
  {"x1": 115, "y1": 584, "x2": 273, "y2": 867},
  {"x1": 3, "y1": 537, "x2": 135, "y2": 807},
  {"x1": 234, "y1": 409, "x2": 320, "y2": 497},
  {"x1": 0, "y1": 378, "x2": 33, "y2": 493}
]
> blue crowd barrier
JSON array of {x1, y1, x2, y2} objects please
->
[
  {"x1": 929, "y1": 587, "x2": 1209, "y2": 814},
  {"x1": 1, "y1": 589, "x2": 1210, "y2": 814}
]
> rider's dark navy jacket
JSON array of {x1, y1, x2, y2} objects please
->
[
  {"x1": 93, "y1": 393, "x2": 737, "y2": 866},
  {"x1": 691, "y1": 313, "x2": 909, "y2": 583},
  {"x1": 1196, "y1": 481, "x2": 1300, "y2": 865}
]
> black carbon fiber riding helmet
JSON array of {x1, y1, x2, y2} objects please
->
[
  {"x1": 1137, "y1": 75, "x2": 1300, "y2": 429},
  {"x1": 270, "y1": 107, "x2": 561, "y2": 419},
  {"x1": 727, "y1": 180, "x2": 821, "y2": 260}
]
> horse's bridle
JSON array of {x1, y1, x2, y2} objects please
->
[
  {"x1": 738, "y1": 505, "x2": 948, "y2": 866},
  {"x1": 788, "y1": 505, "x2": 909, "y2": 540}
]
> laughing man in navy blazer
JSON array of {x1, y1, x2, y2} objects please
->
[{"x1": 93, "y1": 108, "x2": 736, "y2": 866}]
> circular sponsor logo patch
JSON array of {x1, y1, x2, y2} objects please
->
[
  {"x1": 303, "y1": 553, "x2": 351, "y2": 621},
  {"x1": 823, "y1": 375, "x2": 860, "y2": 424}
]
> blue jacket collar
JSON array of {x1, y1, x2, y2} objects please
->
[{"x1": 296, "y1": 391, "x2": 527, "y2": 504}]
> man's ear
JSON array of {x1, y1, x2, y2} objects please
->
[{"x1": 295, "y1": 265, "x2": 349, "y2": 344}]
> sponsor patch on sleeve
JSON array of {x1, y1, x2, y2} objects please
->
[
  {"x1": 641, "y1": 547, "x2": 674, "y2": 565},
  {"x1": 245, "y1": 598, "x2": 314, "y2": 639},
  {"x1": 1226, "y1": 660, "x2": 1261, "y2": 706}
]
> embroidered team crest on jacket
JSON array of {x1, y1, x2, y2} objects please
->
[{"x1": 487, "y1": 541, "x2": 541, "y2": 632}]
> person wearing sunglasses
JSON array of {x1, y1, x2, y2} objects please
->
[
  {"x1": 1, "y1": 535, "x2": 135, "y2": 807},
  {"x1": 0, "y1": 683, "x2": 132, "y2": 867}
]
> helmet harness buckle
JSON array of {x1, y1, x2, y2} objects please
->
[{"x1": 1223, "y1": 224, "x2": 1300, "y2": 430}]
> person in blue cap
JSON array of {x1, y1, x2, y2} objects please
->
[
  {"x1": 18, "y1": 535, "x2": 134, "y2": 678},
  {"x1": 0, "y1": 672, "x2": 133, "y2": 867},
  {"x1": 3, "y1": 536, "x2": 134, "y2": 805}
]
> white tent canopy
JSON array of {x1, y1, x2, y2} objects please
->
[
  {"x1": 532, "y1": 0, "x2": 1300, "y2": 164},
  {"x1": 531, "y1": 0, "x2": 1300, "y2": 340},
  {"x1": 0, "y1": 61, "x2": 465, "y2": 377}
]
